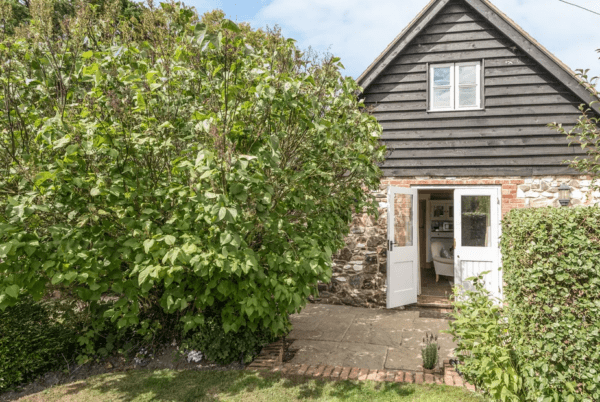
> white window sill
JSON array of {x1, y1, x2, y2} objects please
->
[{"x1": 427, "y1": 107, "x2": 485, "y2": 113}]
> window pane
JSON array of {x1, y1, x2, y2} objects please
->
[
  {"x1": 461, "y1": 196, "x2": 490, "y2": 247},
  {"x1": 394, "y1": 194, "x2": 413, "y2": 247},
  {"x1": 459, "y1": 65, "x2": 476, "y2": 85},
  {"x1": 433, "y1": 67, "x2": 451, "y2": 86},
  {"x1": 433, "y1": 88, "x2": 451, "y2": 108},
  {"x1": 459, "y1": 86, "x2": 477, "y2": 107}
]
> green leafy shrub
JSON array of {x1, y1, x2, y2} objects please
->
[
  {"x1": 186, "y1": 309, "x2": 276, "y2": 364},
  {"x1": 421, "y1": 332, "x2": 439, "y2": 370},
  {"x1": 448, "y1": 274, "x2": 525, "y2": 401},
  {"x1": 0, "y1": 1, "x2": 384, "y2": 363},
  {"x1": 502, "y1": 206, "x2": 600, "y2": 402},
  {"x1": 0, "y1": 298, "x2": 78, "y2": 392}
]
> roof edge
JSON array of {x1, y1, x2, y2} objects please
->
[
  {"x1": 356, "y1": 0, "x2": 447, "y2": 90},
  {"x1": 473, "y1": 0, "x2": 600, "y2": 111}
]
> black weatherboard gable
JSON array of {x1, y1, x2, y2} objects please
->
[
  {"x1": 358, "y1": 0, "x2": 599, "y2": 115},
  {"x1": 358, "y1": 0, "x2": 599, "y2": 177}
]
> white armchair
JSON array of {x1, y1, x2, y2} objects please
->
[{"x1": 431, "y1": 242, "x2": 454, "y2": 282}]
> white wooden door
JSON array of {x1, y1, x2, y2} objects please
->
[
  {"x1": 387, "y1": 187, "x2": 419, "y2": 308},
  {"x1": 453, "y1": 188, "x2": 502, "y2": 298}
]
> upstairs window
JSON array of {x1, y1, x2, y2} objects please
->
[{"x1": 429, "y1": 62, "x2": 481, "y2": 111}]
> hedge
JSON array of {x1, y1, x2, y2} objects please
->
[
  {"x1": 501, "y1": 206, "x2": 600, "y2": 401},
  {"x1": 0, "y1": 298, "x2": 78, "y2": 392}
]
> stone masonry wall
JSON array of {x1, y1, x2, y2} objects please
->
[{"x1": 317, "y1": 175, "x2": 600, "y2": 308}]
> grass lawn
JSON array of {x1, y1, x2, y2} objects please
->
[{"x1": 15, "y1": 369, "x2": 488, "y2": 402}]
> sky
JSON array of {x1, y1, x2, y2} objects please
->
[{"x1": 185, "y1": 0, "x2": 600, "y2": 81}]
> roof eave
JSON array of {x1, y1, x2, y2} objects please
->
[
  {"x1": 356, "y1": 0, "x2": 450, "y2": 91},
  {"x1": 467, "y1": 0, "x2": 600, "y2": 115}
]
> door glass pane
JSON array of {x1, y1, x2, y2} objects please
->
[
  {"x1": 461, "y1": 196, "x2": 491, "y2": 247},
  {"x1": 459, "y1": 86, "x2": 477, "y2": 107},
  {"x1": 459, "y1": 65, "x2": 476, "y2": 85},
  {"x1": 433, "y1": 67, "x2": 451, "y2": 86},
  {"x1": 433, "y1": 88, "x2": 451, "y2": 108},
  {"x1": 394, "y1": 194, "x2": 413, "y2": 247}
]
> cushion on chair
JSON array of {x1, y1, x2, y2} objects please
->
[{"x1": 440, "y1": 247, "x2": 452, "y2": 259}]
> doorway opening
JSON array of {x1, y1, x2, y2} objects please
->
[
  {"x1": 418, "y1": 189, "x2": 454, "y2": 307},
  {"x1": 386, "y1": 185, "x2": 501, "y2": 309}
]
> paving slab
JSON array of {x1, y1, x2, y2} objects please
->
[
  {"x1": 286, "y1": 339, "x2": 339, "y2": 365},
  {"x1": 366, "y1": 329, "x2": 404, "y2": 348},
  {"x1": 331, "y1": 342, "x2": 388, "y2": 370},
  {"x1": 288, "y1": 303, "x2": 457, "y2": 372},
  {"x1": 341, "y1": 323, "x2": 370, "y2": 343},
  {"x1": 410, "y1": 318, "x2": 451, "y2": 333},
  {"x1": 287, "y1": 328, "x2": 324, "y2": 340},
  {"x1": 385, "y1": 347, "x2": 423, "y2": 371},
  {"x1": 354, "y1": 314, "x2": 416, "y2": 330},
  {"x1": 316, "y1": 320, "x2": 354, "y2": 342}
]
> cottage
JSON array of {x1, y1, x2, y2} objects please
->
[{"x1": 323, "y1": 0, "x2": 600, "y2": 309}]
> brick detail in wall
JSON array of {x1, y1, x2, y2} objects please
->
[{"x1": 316, "y1": 176, "x2": 600, "y2": 308}]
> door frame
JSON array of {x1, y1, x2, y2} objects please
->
[{"x1": 408, "y1": 185, "x2": 502, "y2": 297}]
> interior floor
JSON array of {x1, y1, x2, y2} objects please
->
[
  {"x1": 420, "y1": 265, "x2": 452, "y2": 298},
  {"x1": 418, "y1": 189, "x2": 454, "y2": 306}
]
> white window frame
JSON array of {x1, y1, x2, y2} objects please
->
[{"x1": 429, "y1": 61, "x2": 481, "y2": 111}]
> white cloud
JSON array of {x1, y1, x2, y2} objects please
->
[{"x1": 252, "y1": 0, "x2": 600, "y2": 81}]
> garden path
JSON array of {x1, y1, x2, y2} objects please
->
[{"x1": 287, "y1": 304, "x2": 456, "y2": 372}]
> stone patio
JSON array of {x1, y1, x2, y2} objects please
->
[{"x1": 286, "y1": 304, "x2": 456, "y2": 372}]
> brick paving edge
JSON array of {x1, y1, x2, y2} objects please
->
[{"x1": 248, "y1": 346, "x2": 476, "y2": 393}]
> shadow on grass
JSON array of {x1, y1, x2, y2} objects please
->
[{"x1": 65, "y1": 369, "x2": 423, "y2": 402}]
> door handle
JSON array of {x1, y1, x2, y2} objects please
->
[
  {"x1": 388, "y1": 240, "x2": 394, "y2": 251},
  {"x1": 453, "y1": 238, "x2": 456, "y2": 248}
]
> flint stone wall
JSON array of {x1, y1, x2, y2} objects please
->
[{"x1": 317, "y1": 175, "x2": 600, "y2": 308}]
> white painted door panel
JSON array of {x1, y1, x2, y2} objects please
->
[
  {"x1": 453, "y1": 188, "x2": 502, "y2": 299},
  {"x1": 387, "y1": 187, "x2": 419, "y2": 308}
]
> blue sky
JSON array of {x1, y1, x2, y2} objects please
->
[{"x1": 185, "y1": 0, "x2": 600, "y2": 81}]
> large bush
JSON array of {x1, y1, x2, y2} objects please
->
[
  {"x1": 0, "y1": 1, "x2": 384, "y2": 363},
  {"x1": 448, "y1": 275, "x2": 524, "y2": 402},
  {"x1": 0, "y1": 298, "x2": 78, "y2": 392},
  {"x1": 502, "y1": 207, "x2": 600, "y2": 401},
  {"x1": 450, "y1": 207, "x2": 600, "y2": 401}
]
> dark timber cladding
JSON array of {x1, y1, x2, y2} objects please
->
[{"x1": 361, "y1": 0, "x2": 590, "y2": 177}]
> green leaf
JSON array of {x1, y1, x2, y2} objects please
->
[
  {"x1": 34, "y1": 171, "x2": 55, "y2": 187},
  {"x1": 220, "y1": 232, "x2": 232, "y2": 245},
  {"x1": 164, "y1": 235, "x2": 176, "y2": 246},
  {"x1": 138, "y1": 267, "x2": 152, "y2": 285},
  {"x1": 82, "y1": 50, "x2": 93, "y2": 59},
  {"x1": 136, "y1": 91, "x2": 146, "y2": 108},
  {"x1": 0, "y1": 243, "x2": 12, "y2": 257},
  {"x1": 217, "y1": 207, "x2": 227, "y2": 221},
  {"x1": 51, "y1": 273, "x2": 64, "y2": 285},
  {"x1": 143, "y1": 239, "x2": 155, "y2": 253},
  {"x1": 4, "y1": 285, "x2": 19, "y2": 299},
  {"x1": 90, "y1": 188, "x2": 101, "y2": 196},
  {"x1": 221, "y1": 19, "x2": 241, "y2": 33}
]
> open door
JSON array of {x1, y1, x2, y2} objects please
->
[
  {"x1": 387, "y1": 187, "x2": 419, "y2": 308},
  {"x1": 453, "y1": 188, "x2": 502, "y2": 298}
]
